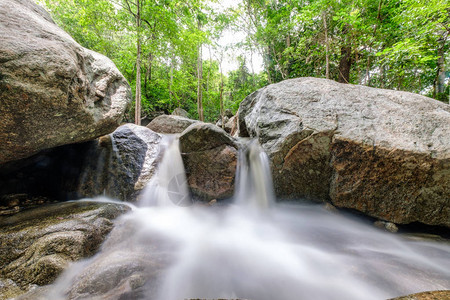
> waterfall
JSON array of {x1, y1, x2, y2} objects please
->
[
  {"x1": 76, "y1": 136, "x2": 110, "y2": 197},
  {"x1": 235, "y1": 139, "x2": 275, "y2": 209},
  {"x1": 140, "y1": 137, "x2": 274, "y2": 209},
  {"x1": 139, "y1": 136, "x2": 191, "y2": 207}
]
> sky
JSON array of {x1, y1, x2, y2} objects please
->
[{"x1": 206, "y1": 0, "x2": 264, "y2": 74}]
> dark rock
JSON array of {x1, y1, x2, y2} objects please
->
[
  {"x1": 0, "y1": 194, "x2": 56, "y2": 216},
  {"x1": 0, "y1": 201, "x2": 129, "y2": 298},
  {"x1": 180, "y1": 123, "x2": 238, "y2": 201},
  {"x1": 0, "y1": 142, "x2": 95, "y2": 208},
  {"x1": 238, "y1": 77, "x2": 450, "y2": 227},
  {"x1": 0, "y1": 0, "x2": 131, "y2": 165},
  {"x1": 78, "y1": 124, "x2": 162, "y2": 201},
  {"x1": 183, "y1": 144, "x2": 238, "y2": 201},
  {"x1": 147, "y1": 115, "x2": 199, "y2": 134},
  {"x1": 0, "y1": 124, "x2": 161, "y2": 206}
]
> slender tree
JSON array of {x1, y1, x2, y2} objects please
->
[
  {"x1": 135, "y1": 0, "x2": 142, "y2": 125},
  {"x1": 322, "y1": 10, "x2": 330, "y2": 79},
  {"x1": 197, "y1": 16, "x2": 204, "y2": 122}
]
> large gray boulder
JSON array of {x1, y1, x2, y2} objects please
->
[
  {"x1": 0, "y1": 201, "x2": 129, "y2": 299},
  {"x1": 0, "y1": 0, "x2": 131, "y2": 165},
  {"x1": 147, "y1": 115, "x2": 199, "y2": 134},
  {"x1": 180, "y1": 123, "x2": 238, "y2": 201},
  {"x1": 238, "y1": 77, "x2": 450, "y2": 227}
]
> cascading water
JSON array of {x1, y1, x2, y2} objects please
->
[
  {"x1": 38, "y1": 138, "x2": 450, "y2": 300},
  {"x1": 139, "y1": 136, "x2": 191, "y2": 207},
  {"x1": 235, "y1": 139, "x2": 275, "y2": 209}
]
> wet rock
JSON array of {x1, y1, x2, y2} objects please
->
[
  {"x1": 147, "y1": 115, "x2": 199, "y2": 134},
  {"x1": 38, "y1": 213, "x2": 172, "y2": 300},
  {"x1": 0, "y1": 194, "x2": 56, "y2": 216},
  {"x1": 389, "y1": 290, "x2": 450, "y2": 300},
  {"x1": 78, "y1": 124, "x2": 162, "y2": 201},
  {"x1": 324, "y1": 202, "x2": 338, "y2": 213},
  {"x1": 0, "y1": 0, "x2": 131, "y2": 165},
  {"x1": 384, "y1": 222, "x2": 399, "y2": 233},
  {"x1": 374, "y1": 220, "x2": 399, "y2": 233},
  {"x1": 65, "y1": 252, "x2": 151, "y2": 300},
  {"x1": 180, "y1": 123, "x2": 238, "y2": 201},
  {"x1": 238, "y1": 77, "x2": 450, "y2": 227},
  {"x1": 172, "y1": 107, "x2": 189, "y2": 118},
  {"x1": 0, "y1": 279, "x2": 24, "y2": 299},
  {"x1": 0, "y1": 201, "x2": 129, "y2": 298}
]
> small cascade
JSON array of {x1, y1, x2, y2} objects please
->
[
  {"x1": 235, "y1": 139, "x2": 275, "y2": 209},
  {"x1": 76, "y1": 137, "x2": 110, "y2": 197},
  {"x1": 105, "y1": 133, "x2": 123, "y2": 196},
  {"x1": 76, "y1": 133, "x2": 124, "y2": 199},
  {"x1": 139, "y1": 136, "x2": 191, "y2": 207}
]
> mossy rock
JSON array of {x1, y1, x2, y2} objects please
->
[{"x1": 0, "y1": 201, "x2": 129, "y2": 299}]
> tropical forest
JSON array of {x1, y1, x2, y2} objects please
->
[
  {"x1": 41, "y1": 0, "x2": 449, "y2": 122},
  {"x1": 0, "y1": 0, "x2": 449, "y2": 299}
]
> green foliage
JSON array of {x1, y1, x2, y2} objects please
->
[
  {"x1": 40, "y1": 0, "x2": 448, "y2": 124},
  {"x1": 40, "y1": 0, "x2": 270, "y2": 122},
  {"x1": 240, "y1": 0, "x2": 448, "y2": 100},
  {"x1": 226, "y1": 56, "x2": 267, "y2": 112}
]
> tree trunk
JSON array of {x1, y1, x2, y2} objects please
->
[
  {"x1": 220, "y1": 68, "x2": 224, "y2": 129},
  {"x1": 134, "y1": 0, "x2": 141, "y2": 125},
  {"x1": 207, "y1": 45, "x2": 212, "y2": 95},
  {"x1": 196, "y1": 19, "x2": 204, "y2": 122},
  {"x1": 338, "y1": 45, "x2": 352, "y2": 83},
  {"x1": 366, "y1": 56, "x2": 371, "y2": 86},
  {"x1": 380, "y1": 65, "x2": 385, "y2": 88},
  {"x1": 170, "y1": 51, "x2": 175, "y2": 106},
  {"x1": 144, "y1": 52, "x2": 152, "y2": 97},
  {"x1": 322, "y1": 11, "x2": 329, "y2": 79},
  {"x1": 249, "y1": 45, "x2": 256, "y2": 86},
  {"x1": 264, "y1": 46, "x2": 273, "y2": 84},
  {"x1": 436, "y1": 42, "x2": 445, "y2": 95}
]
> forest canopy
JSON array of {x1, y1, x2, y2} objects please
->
[{"x1": 39, "y1": 0, "x2": 449, "y2": 123}]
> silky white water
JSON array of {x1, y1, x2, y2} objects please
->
[
  {"x1": 139, "y1": 136, "x2": 191, "y2": 207},
  {"x1": 41, "y1": 139, "x2": 450, "y2": 300}
]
